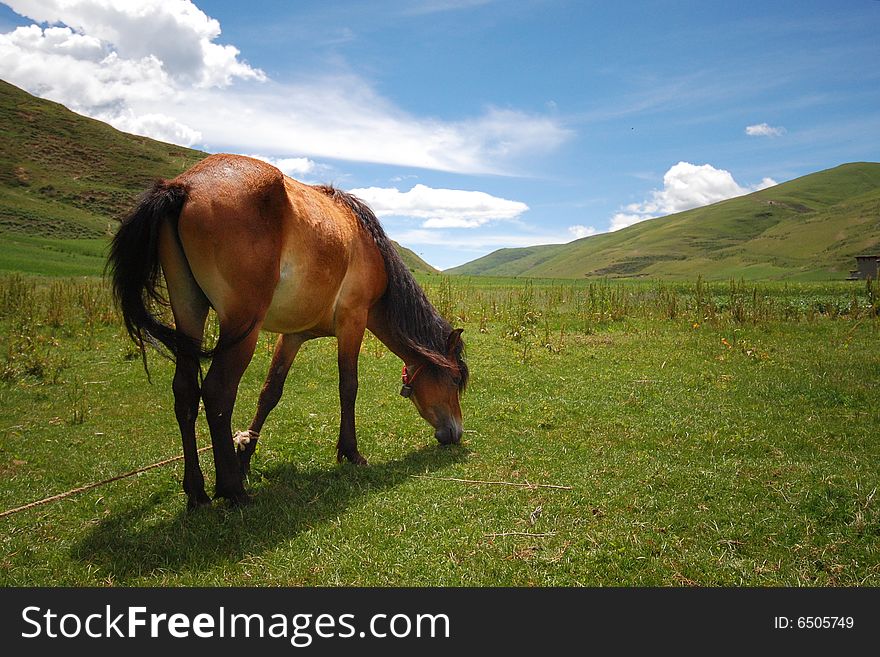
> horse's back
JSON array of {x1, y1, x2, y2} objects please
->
[{"x1": 166, "y1": 154, "x2": 385, "y2": 336}]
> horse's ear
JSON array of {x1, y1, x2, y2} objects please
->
[{"x1": 447, "y1": 328, "x2": 464, "y2": 354}]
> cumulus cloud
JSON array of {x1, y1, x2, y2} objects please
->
[
  {"x1": 609, "y1": 212, "x2": 646, "y2": 232},
  {"x1": 3, "y1": 0, "x2": 265, "y2": 86},
  {"x1": 0, "y1": 1, "x2": 571, "y2": 173},
  {"x1": 245, "y1": 154, "x2": 318, "y2": 178},
  {"x1": 610, "y1": 162, "x2": 777, "y2": 231},
  {"x1": 568, "y1": 224, "x2": 597, "y2": 239},
  {"x1": 349, "y1": 184, "x2": 529, "y2": 228},
  {"x1": 745, "y1": 122, "x2": 786, "y2": 137},
  {"x1": 1, "y1": 23, "x2": 171, "y2": 104},
  {"x1": 110, "y1": 109, "x2": 202, "y2": 145},
  {"x1": 0, "y1": 1, "x2": 265, "y2": 145}
]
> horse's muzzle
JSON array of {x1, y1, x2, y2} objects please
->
[{"x1": 435, "y1": 422, "x2": 463, "y2": 445}]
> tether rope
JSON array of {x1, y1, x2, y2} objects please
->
[{"x1": 0, "y1": 445, "x2": 212, "y2": 519}]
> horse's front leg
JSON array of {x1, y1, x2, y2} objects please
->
[
  {"x1": 238, "y1": 333, "x2": 306, "y2": 475},
  {"x1": 336, "y1": 316, "x2": 367, "y2": 465}
]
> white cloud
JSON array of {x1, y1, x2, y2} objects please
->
[
  {"x1": 393, "y1": 229, "x2": 575, "y2": 251},
  {"x1": 609, "y1": 162, "x2": 777, "y2": 231},
  {"x1": 387, "y1": 214, "x2": 597, "y2": 269},
  {"x1": 3, "y1": 0, "x2": 265, "y2": 87},
  {"x1": 16, "y1": 24, "x2": 105, "y2": 59},
  {"x1": 1, "y1": 24, "x2": 173, "y2": 105},
  {"x1": 754, "y1": 177, "x2": 778, "y2": 190},
  {"x1": 403, "y1": 0, "x2": 494, "y2": 15},
  {"x1": 745, "y1": 122, "x2": 786, "y2": 137},
  {"x1": 0, "y1": 1, "x2": 571, "y2": 173},
  {"x1": 245, "y1": 154, "x2": 318, "y2": 178},
  {"x1": 0, "y1": 0, "x2": 263, "y2": 145},
  {"x1": 177, "y1": 82, "x2": 568, "y2": 173},
  {"x1": 609, "y1": 213, "x2": 646, "y2": 232},
  {"x1": 110, "y1": 109, "x2": 202, "y2": 146},
  {"x1": 568, "y1": 224, "x2": 597, "y2": 239},
  {"x1": 349, "y1": 184, "x2": 529, "y2": 228}
]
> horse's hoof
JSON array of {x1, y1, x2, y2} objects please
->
[
  {"x1": 186, "y1": 491, "x2": 212, "y2": 511},
  {"x1": 213, "y1": 491, "x2": 251, "y2": 507},
  {"x1": 229, "y1": 491, "x2": 252, "y2": 507},
  {"x1": 338, "y1": 451, "x2": 368, "y2": 466},
  {"x1": 214, "y1": 483, "x2": 250, "y2": 506}
]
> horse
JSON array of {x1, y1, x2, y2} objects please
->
[{"x1": 108, "y1": 153, "x2": 468, "y2": 508}]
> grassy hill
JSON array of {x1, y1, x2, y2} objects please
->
[
  {"x1": 0, "y1": 79, "x2": 435, "y2": 276},
  {"x1": 0, "y1": 79, "x2": 208, "y2": 239},
  {"x1": 0, "y1": 78, "x2": 209, "y2": 276},
  {"x1": 391, "y1": 240, "x2": 440, "y2": 274},
  {"x1": 448, "y1": 163, "x2": 880, "y2": 280}
]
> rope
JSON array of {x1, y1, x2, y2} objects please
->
[{"x1": 0, "y1": 445, "x2": 212, "y2": 519}]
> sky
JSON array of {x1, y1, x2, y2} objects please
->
[{"x1": 1, "y1": 1, "x2": 878, "y2": 270}]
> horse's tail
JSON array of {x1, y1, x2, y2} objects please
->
[{"x1": 107, "y1": 179, "x2": 198, "y2": 369}]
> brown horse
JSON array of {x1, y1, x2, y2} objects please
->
[{"x1": 108, "y1": 154, "x2": 467, "y2": 508}]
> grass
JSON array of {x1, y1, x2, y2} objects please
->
[
  {"x1": 1, "y1": 274, "x2": 878, "y2": 586},
  {"x1": 0, "y1": 235, "x2": 108, "y2": 277}
]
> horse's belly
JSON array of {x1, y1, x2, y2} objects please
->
[{"x1": 261, "y1": 264, "x2": 338, "y2": 335}]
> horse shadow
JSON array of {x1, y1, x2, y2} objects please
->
[{"x1": 72, "y1": 444, "x2": 468, "y2": 582}]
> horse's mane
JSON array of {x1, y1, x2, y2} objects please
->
[{"x1": 316, "y1": 185, "x2": 468, "y2": 391}]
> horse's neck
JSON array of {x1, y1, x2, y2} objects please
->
[{"x1": 366, "y1": 300, "x2": 418, "y2": 366}]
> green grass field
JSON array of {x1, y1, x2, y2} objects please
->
[{"x1": 1, "y1": 274, "x2": 877, "y2": 586}]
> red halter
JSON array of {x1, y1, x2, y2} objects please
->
[
  {"x1": 402, "y1": 364, "x2": 425, "y2": 386},
  {"x1": 400, "y1": 364, "x2": 424, "y2": 398}
]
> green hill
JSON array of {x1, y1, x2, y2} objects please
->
[
  {"x1": 0, "y1": 79, "x2": 435, "y2": 276},
  {"x1": 448, "y1": 163, "x2": 880, "y2": 280},
  {"x1": 0, "y1": 79, "x2": 208, "y2": 240},
  {"x1": 391, "y1": 240, "x2": 440, "y2": 274}
]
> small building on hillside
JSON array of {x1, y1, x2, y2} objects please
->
[{"x1": 848, "y1": 254, "x2": 880, "y2": 280}]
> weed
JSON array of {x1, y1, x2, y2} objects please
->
[{"x1": 67, "y1": 375, "x2": 88, "y2": 425}]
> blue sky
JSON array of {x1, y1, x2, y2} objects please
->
[{"x1": 1, "y1": 1, "x2": 878, "y2": 269}]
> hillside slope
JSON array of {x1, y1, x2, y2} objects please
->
[
  {"x1": 448, "y1": 163, "x2": 880, "y2": 280},
  {"x1": 0, "y1": 80, "x2": 435, "y2": 276},
  {"x1": 0, "y1": 79, "x2": 207, "y2": 240},
  {"x1": 392, "y1": 241, "x2": 440, "y2": 274}
]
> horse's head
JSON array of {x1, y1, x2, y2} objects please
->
[{"x1": 403, "y1": 328, "x2": 467, "y2": 445}]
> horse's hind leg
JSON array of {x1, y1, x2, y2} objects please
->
[
  {"x1": 161, "y1": 224, "x2": 211, "y2": 509},
  {"x1": 174, "y1": 343, "x2": 210, "y2": 509},
  {"x1": 238, "y1": 333, "x2": 306, "y2": 475},
  {"x1": 201, "y1": 320, "x2": 263, "y2": 504}
]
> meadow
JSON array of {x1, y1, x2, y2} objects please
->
[{"x1": 0, "y1": 273, "x2": 878, "y2": 586}]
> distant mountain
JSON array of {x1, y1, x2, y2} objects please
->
[
  {"x1": 447, "y1": 162, "x2": 880, "y2": 280},
  {"x1": 0, "y1": 79, "x2": 435, "y2": 276}
]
